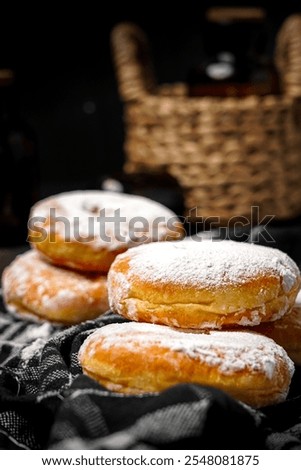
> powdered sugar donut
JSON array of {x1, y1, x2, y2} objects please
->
[
  {"x1": 2, "y1": 250, "x2": 109, "y2": 324},
  {"x1": 108, "y1": 240, "x2": 301, "y2": 329},
  {"x1": 251, "y1": 300, "x2": 301, "y2": 365},
  {"x1": 78, "y1": 322, "x2": 294, "y2": 408},
  {"x1": 28, "y1": 190, "x2": 183, "y2": 272}
]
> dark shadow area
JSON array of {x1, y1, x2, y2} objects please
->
[{"x1": 0, "y1": 2, "x2": 301, "y2": 245}]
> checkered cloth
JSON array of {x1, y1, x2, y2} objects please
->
[{"x1": 0, "y1": 298, "x2": 301, "y2": 450}]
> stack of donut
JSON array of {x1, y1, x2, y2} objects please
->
[
  {"x1": 1, "y1": 190, "x2": 183, "y2": 325},
  {"x1": 79, "y1": 239, "x2": 301, "y2": 408}
]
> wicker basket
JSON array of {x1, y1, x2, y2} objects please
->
[{"x1": 111, "y1": 16, "x2": 301, "y2": 221}]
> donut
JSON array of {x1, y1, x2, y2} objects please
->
[
  {"x1": 2, "y1": 250, "x2": 109, "y2": 324},
  {"x1": 251, "y1": 305, "x2": 301, "y2": 365},
  {"x1": 28, "y1": 190, "x2": 183, "y2": 272},
  {"x1": 108, "y1": 240, "x2": 301, "y2": 329},
  {"x1": 78, "y1": 322, "x2": 294, "y2": 408}
]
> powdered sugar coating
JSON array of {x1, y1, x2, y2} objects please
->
[
  {"x1": 2, "y1": 250, "x2": 108, "y2": 320},
  {"x1": 121, "y1": 240, "x2": 300, "y2": 290},
  {"x1": 30, "y1": 190, "x2": 182, "y2": 251},
  {"x1": 80, "y1": 322, "x2": 294, "y2": 379},
  {"x1": 20, "y1": 338, "x2": 48, "y2": 364},
  {"x1": 3, "y1": 251, "x2": 100, "y2": 303},
  {"x1": 295, "y1": 290, "x2": 301, "y2": 306}
]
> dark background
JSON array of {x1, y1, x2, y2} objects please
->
[{"x1": 1, "y1": 1, "x2": 301, "y2": 197}]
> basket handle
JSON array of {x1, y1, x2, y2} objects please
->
[
  {"x1": 111, "y1": 22, "x2": 156, "y2": 102},
  {"x1": 275, "y1": 14, "x2": 301, "y2": 98}
]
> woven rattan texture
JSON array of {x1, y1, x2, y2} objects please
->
[{"x1": 111, "y1": 16, "x2": 301, "y2": 221}]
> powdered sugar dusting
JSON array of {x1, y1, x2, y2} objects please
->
[
  {"x1": 267, "y1": 303, "x2": 301, "y2": 329},
  {"x1": 295, "y1": 291, "x2": 301, "y2": 306},
  {"x1": 19, "y1": 322, "x2": 52, "y2": 342},
  {"x1": 236, "y1": 310, "x2": 262, "y2": 326},
  {"x1": 2, "y1": 250, "x2": 108, "y2": 315},
  {"x1": 80, "y1": 322, "x2": 294, "y2": 379},
  {"x1": 30, "y1": 190, "x2": 181, "y2": 250},
  {"x1": 20, "y1": 338, "x2": 47, "y2": 364},
  {"x1": 122, "y1": 240, "x2": 300, "y2": 290},
  {"x1": 108, "y1": 271, "x2": 131, "y2": 311}
]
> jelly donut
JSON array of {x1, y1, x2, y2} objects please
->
[
  {"x1": 28, "y1": 190, "x2": 183, "y2": 272},
  {"x1": 78, "y1": 322, "x2": 294, "y2": 408},
  {"x1": 2, "y1": 250, "x2": 109, "y2": 324},
  {"x1": 108, "y1": 240, "x2": 301, "y2": 329}
]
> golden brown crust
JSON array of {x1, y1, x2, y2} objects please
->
[
  {"x1": 251, "y1": 306, "x2": 301, "y2": 365},
  {"x1": 109, "y1": 266, "x2": 298, "y2": 329},
  {"x1": 108, "y1": 241, "x2": 301, "y2": 329},
  {"x1": 78, "y1": 323, "x2": 294, "y2": 408},
  {"x1": 31, "y1": 233, "x2": 125, "y2": 273},
  {"x1": 2, "y1": 250, "x2": 109, "y2": 324}
]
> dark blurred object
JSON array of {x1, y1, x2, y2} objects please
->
[
  {"x1": 205, "y1": 6, "x2": 266, "y2": 23},
  {"x1": 99, "y1": 170, "x2": 185, "y2": 216},
  {"x1": 0, "y1": 245, "x2": 28, "y2": 276},
  {"x1": 121, "y1": 171, "x2": 184, "y2": 214},
  {"x1": 188, "y1": 6, "x2": 280, "y2": 97},
  {"x1": 0, "y1": 70, "x2": 39, "y2": 246},
  {"x1": 250, "y1": 220, "x2": 301, "y2": 268},
  {"x1": 188, "y1": 54, "x2": 280, "y2": 97}
]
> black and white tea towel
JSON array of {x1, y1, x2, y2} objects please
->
[{"x1": 0, "y1": 298, "x2": 301, "y2": 450}]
